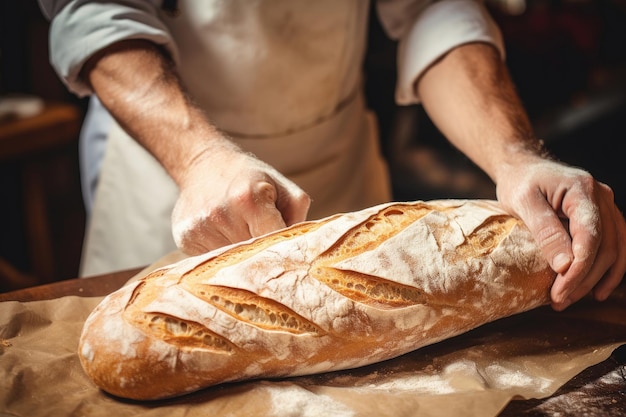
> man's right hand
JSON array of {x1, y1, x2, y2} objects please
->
[
  {"x1": 82, "y1": 39, "x2": 310, "y2": 255},
  {"x1": 171, "y1": 146, "x2": 311, "y2": 255}
]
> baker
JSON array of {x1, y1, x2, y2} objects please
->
[{"x1": 39, "y1": 0, "x2": 625, "y2": 310}]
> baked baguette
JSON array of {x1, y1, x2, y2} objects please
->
[{"x1": 78, "y1": 199, "x2": 556, "y2": 400}]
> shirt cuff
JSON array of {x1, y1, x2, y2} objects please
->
[
  {"x1": 48, "y1": 1, "x2": 178, "y2": 97},
  {"x1": 379, "y1": 0, "x2": 505, "y2": 105}
]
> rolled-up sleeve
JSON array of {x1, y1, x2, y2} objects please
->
[
  {"x1": 376, "y1": 0, "x2": 505, "y2": 105},
  {"x1": 39, "y1": 0, "x2": 178, "y2": 97}
]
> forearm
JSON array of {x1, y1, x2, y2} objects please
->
[
  {"x1": 416, "y1": 42, "x2": 545, "y2": 184},
  {"x1": 81, "y1": 39, "x2": 237, "y2": 186}
]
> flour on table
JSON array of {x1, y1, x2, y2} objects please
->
[
  {"x1": 484, "y1": 363, "x2": 553, "y2": 394},
  {"x1": 262, "y1": 382, "x2": 355, "y2": 417}
]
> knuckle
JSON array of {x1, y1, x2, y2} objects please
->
[
  {"x1": 295, "y1": 191, "x2": 311, "y2": 208},
  {"x1": 232, "y1": 189, "x2": 253, "y2": 206},
  {"x1": 208, "y1": 204, "x2": 230, "y2": 223},
  {"x1": 578, "y1": 169, "x2": 594, "y2": 181},
  {"x1": 598, "y1": 181, "x2": 615, "y2": 200},
  {"x1": 576, "y1": 172, "x2": 596, "y2": 194}
]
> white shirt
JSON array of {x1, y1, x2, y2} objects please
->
[{"x1": 41, "y1": 0, "x2": 504, "y2": 126}]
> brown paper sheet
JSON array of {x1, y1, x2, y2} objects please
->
[{"x1": 1, "y1": 256, "x2": 625, "y2": 417}]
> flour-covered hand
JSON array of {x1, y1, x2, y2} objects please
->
[
  {"x1": 496, "y1": 157, "x2": 626, "y2": 310},
  {"x1": 171, "y1": 147, "x2": 311, "y2": 255}
]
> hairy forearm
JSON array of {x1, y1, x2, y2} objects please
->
[
  {"x1": 81, "y1": 39, "x2": 237, "y2": 185},
  {"x1": 416, "y1": 42, "x2": 545, "y2": 184}
]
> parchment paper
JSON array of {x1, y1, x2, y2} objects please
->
[{"x1": 1, "y1": 254, "x2": 625, "y2": 417}]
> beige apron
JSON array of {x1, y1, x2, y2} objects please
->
[{"x1": 80, "y1": 90, "x2": 391, "y2": 276}]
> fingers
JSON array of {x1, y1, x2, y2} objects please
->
[
  {"x1": 549, "y1": 182, "x2": 625, "y2": 310},
  {"x1": 172, "y1": 164, "x2": 311, "y2": 256},
  {"x1": 512, "y1": 188, "x2": 574, "y2": 275},
  {"x1": 593, "y1": 234, "x2": 626, "y2": 301},
  {"x1": 237, "y1": 159, "x2": 310, "y2": 235},
  {"x1": 246, "y1": 182, "x2": 288, "y2": 237},
  {"x1": 590, "y1": 195, "x2": 626, "y2": 301},
  {"x1": 173, "y1": 190, "x2": 283, "y2": 256},
  {"x1": 273, "y1": 178, "x2": 311, "y2": 226},
  {"x1": 171, "y1": 210, "x2": 234, "y2": 255},
  {"x1": 548, "y1": 188, "x2": 602, "y2": 309},
  {"x1": 512, "y1": 190, "x2": 595, "y2": 310},
  {"x1": 497, "y1": 161, "x2": 625, "y2": 310}
]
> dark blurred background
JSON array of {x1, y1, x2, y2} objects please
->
[{"x1": 1, "y1": 0, "x2": 625, "y2": 292}]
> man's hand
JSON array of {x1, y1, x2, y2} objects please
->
[
  {"x1": 171, "y1": 146, "x2": 310, "y2": 255},
  {"x1": 496, "y1": 157, "x2": 626, "y2": 310},
  {"x1": 416, "y1": 42, "x2": 625, "y2": 308}
]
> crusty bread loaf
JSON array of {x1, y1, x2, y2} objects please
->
[{"x1": 78, "y1": 200, "x2": 556, "y2": 400}]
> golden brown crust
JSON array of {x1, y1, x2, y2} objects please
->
[{"x1": 78, "y1": 200, "x2": 556, "y2": 400}]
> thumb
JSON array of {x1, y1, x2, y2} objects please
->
[
  {"x1": 514, "y1": 196, "x2": 574, "y2": 275},
  {"x1": 247, "y1": 182, "x2": 288, "y2": 237},
  {"x1": 272, "y1": 177, "x2": 311, "y2": 226}
]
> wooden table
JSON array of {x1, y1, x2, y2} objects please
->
[
  {"x1": 0, "y1": 267, "x2": 142, "y2": 303},
  {"x1": 0, "y1": 101, "x2": 82, "y2": 287},
  {"x1": 1, "y1": 269, "x2": 624, "y2": 416}
]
